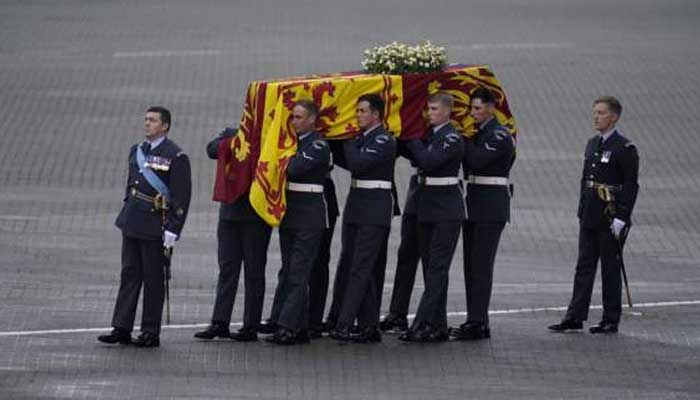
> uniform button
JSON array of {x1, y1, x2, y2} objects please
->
[
  {"x1": 135, "y1": 180, "x2": 139, "y2": 185},
  {"x1": 589, "y1": 175, "x2": 594, "y2": 179},
  {"x1": 592, "y1": 163, "x2": 596, "y2": 167}
]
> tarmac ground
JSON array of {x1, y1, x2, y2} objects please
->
[{"x1": 1, "y1": 1, "x2": 699, "y2": 399}]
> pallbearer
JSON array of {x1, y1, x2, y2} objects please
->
[
  {"x1": 398, "y1": 92, "x2": 465, "y2": 342},
  {"x1": 264, "y1": 100, "x2": 331, "y2": 345},
  {"x1": 451, "y1": 88, "x2": 516, "y2": 341}
]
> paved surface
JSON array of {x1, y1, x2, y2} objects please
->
[{"x1": 1, "y1": 0, "x2": 699, "y2": 399}]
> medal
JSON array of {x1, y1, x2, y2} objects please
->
[{"x1": 601, "y1": 151, "x2": 611, "y2": 163}]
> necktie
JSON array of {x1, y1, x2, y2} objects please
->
[
  {"x1": 596, "y1": 136, "x2": 604, "y2": 152},
  {"x1": 142, "y1": 142, "x2": 151, "y2": 155}
]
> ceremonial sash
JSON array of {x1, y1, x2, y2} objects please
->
[{"x1": 136, "y1": 145, "x2": 171, "y2": 201}]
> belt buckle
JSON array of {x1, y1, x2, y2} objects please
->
[
  {"x1": 153, "y1": 193, "x2": 168, "y2": 210},
  {"x1": 596, "y1": 186, "x2": 613, "y2": 202}
]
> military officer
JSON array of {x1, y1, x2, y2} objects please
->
[
  {"x1": 549, "y1": 96, "x2": 639, "y2": 334},
  {"x1": 262, "y1": 100, "x2": 331, "y2": 345},
  {"x1": 328, "y1": 93, "x2": 397, "y2": 343},
  {"x1": 193, "y1": 126, "x2": 273, "y2": 342},
  {"x1": 397, "y1": 93, "x2": 465, "y2": 342},
  {"x1": 98, "y1": 106, "x2": 192, "y2": 348},
  {"x1": 451, "y1": 88, "x2": 516, "y2": 341}
]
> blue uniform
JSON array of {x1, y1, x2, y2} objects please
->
[
  {"x1": 566, "y1": 129, "x2": 639, "y2": 324},
  {"x1": 112, "y1": 137, "x2": 191, "y2": 336},
  {"x1": 405, "y1": 123, "x2": 465, "y2": 333},
  {"x1": 331, "y1": 126, "x2": 397, "y2": 331},
  {"x1": 268, "y1": 131, "x2": 331, "y2": 332},
  {"x1": 461, "y1": 118, "x2": 515, "y2": 326}
]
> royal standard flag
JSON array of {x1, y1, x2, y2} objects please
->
[{"x1": 214, "y1": 64, "x2": 516, "y2": 226}]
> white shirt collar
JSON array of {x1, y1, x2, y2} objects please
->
[
  {"x1": 433, "y1": 121, "x2": 450, "y2": 133},
  {"x1": 363, "y1": 124, "x2": 382, "y2": 137},
  {"x1": 146, "y1": 135, "x2": 166, "y2": 150},
  {"x1": 599, "y1": 127, "x2": 616, "y2": 142},
  {"x1": 299, "y1": 131, "x2": 314, "y2": 142}
]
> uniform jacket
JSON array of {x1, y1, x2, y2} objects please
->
[
  {"x1": 115, "y1": 137, "x2": 192, "y2": 240},
  {"x1": 462, "y1": 118, "x2": 516, "y2": 223},
  {"x1": 280, "y1": 131, "x2": 331, "y2": 230},
  {"x1": 206, "y1": 129, "x2": 266, "y2": 223},
  {"x1": 405, "y1": 123, "x2": 466, "y2": 222},
  {"x1": 333, "y1": 126, "x2": 397, "y2": 227},
  {"x1": 578, "y1": 129, "x2": 639, "y2": 229}
]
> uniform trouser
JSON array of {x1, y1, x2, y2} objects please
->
[
  {"x1": 112, "y1": 235, "x2": 165, "y2": 335},
  {"x1": 412, "y1": 220, "x2": 461, "y2": 330},
  {"x1": 565, "y1": 225, "x2": 622, "y2": 323},
  {"x1": 387, "y1": 213, "x2": 421, "y2": 317},
  {"x1": 337, "y1": 223, "x2": 390, "y2": 329},
  {"x1": 269, "y1": 227, "x2": 323, "y2": 332},
  {"x1": 307, "y1": 218, "x2": 337, "y2": 330},
  {"x1": 211, "y1": 219, "x2": 272, "y2": 329},
  {"x1": 462, "y1": 221, "x2": 505, "y2": 326}
]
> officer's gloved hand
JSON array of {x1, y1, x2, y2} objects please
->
[
  {"x1": 163, "y1": 230, "x2": 178, "y2": 249},
  {"x1": 610, "y1": 218, "x2": 626, "y2": 239}
]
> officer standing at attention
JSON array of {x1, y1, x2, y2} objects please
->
[
  {"x1": 193, "y1": 126, "x2": 273, "y2": 342},
  {"x1": 262, "y1": 100, "x2": 330, "y2": 345},
  {"x1": 398, "y1": 92, "x2": 465, "y2": 342},
  {"x1": 98, "y1": 106, "x2": 192, "y2": 348},
  {"x1": 329, "y1": 93, "x2": 397, "y2": 343},
  {"x1": 451, "y1": 88, "x2": 516, "y2": 341},
  {"x1": 549, "y1": 96, "x2": 639, "y2": 334}
]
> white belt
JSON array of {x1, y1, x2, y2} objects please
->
[
  {"x1": 287, "y1": 182, "x2": 324, "y2": 193},
  {"x1": 467, "y1": 175, "x2": 509, "y2": 186},
  {"x1": 351, "y1": 179, "x2": 392, "y2": 190},
  {"x1": 419, "y1": 176, "x2": 460, "y2": 186}
]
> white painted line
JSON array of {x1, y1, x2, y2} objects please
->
[
  {"x1": 469, "y1": 42, "x2": 573, "y2": 50},
  {"x1": 0, "y1": 215, "x2": 42, "y2": 221},
  {"x1": 1, "y1": 300, "x2": 698, "y2": 338},
  {"x1": 113, "y1": 49, "x2": 227, "y2": 58}
]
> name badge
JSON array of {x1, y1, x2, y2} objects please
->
[{"x1": 601, "y1": 151, "x2": 611, "y2": 163}]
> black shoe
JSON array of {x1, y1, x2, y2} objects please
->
[
  {"x1": 548, "y1": 319, "x2": 583, "y2": 333},
  {"x1": 194, "y1": 322, "x2": 230, "y2": 339},
  {"x1": 451, "y1": 322, "x2": 490, "y2": 341},
  {"x1": 132, "y1": 332, "x2": 160, "y2": 348},
  {"x1": 321, "y1": 320, "x2": 335, "y2": 334},
  {"x1": 296, "y1": 330, "x2": 311, "y2": 344},
  {"x1": 258, "y1": 319, "x2": 277, "y2": 335},
  {"x1": 329, "y1": 326, "x2": 352, "y2": 342},
  {"x1": 352, "y1": 326, "x2": 382, "y2": 343},
  {"x1": 589, "y1": 321, "x2": 618, "y2": 334},
  {"x1": 308, "y1": 328, "x2": 323, "y2": 339},
  {"x1": 231, "y1": 328, "x2": 258, "y2": 342},
  {"x1": 399, "y1": 324, "x2": 448, "y2": 343},
  {"x1": 379, "y1": 314, "x2": 409, "y2": 333},
  {"x1": 97, "y1": 328, "x2": 131, "y2": 345},
  {"x1": 265, "y1": 326, "x2": 298, "y2": 345}
]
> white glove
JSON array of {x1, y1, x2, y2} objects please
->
[
  {"x1": 163, "y1": 230, "x2": 178, "y2": 249},
  {"x1": 610, "y1": 218, "x2": 626, "y2": 239}
]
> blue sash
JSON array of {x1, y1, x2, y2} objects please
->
[{"x1": 136, "y1": 145, "x2": 171, "y2": 201}]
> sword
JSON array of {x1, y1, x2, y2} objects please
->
[
  {"x1": 163, "y1": 246, "x2": 173, "y2": 325},
  {"x1": 603, "y1": 200, "x2": 633, "y2": 308},
  {"x1": 616, "y1": 224, "x2": 633, "y2": 308}
]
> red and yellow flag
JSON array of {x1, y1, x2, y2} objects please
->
[{"x1": 213, "y1": 64, "x2": 516, "y2": 226}]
